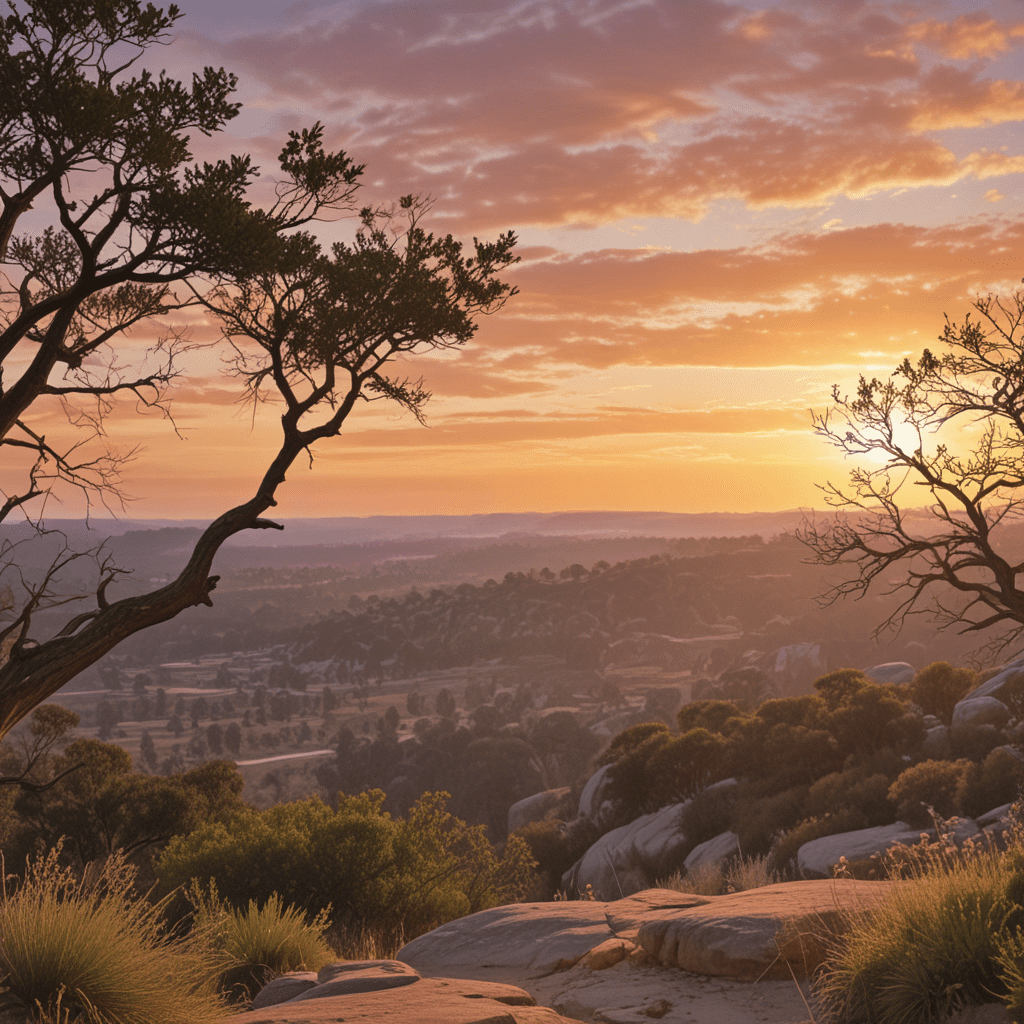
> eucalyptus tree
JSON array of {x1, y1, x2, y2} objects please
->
[{"x1": 0, "y1": 0, "x2": 518, "y2": 739}]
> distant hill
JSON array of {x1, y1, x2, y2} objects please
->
[{"x1": 5, "y1": 509, "x2": 809, "y2": 547}]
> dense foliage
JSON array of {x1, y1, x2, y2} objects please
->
[{"x1": 156, "y1": 789, "x2": 535, "y2": 940}]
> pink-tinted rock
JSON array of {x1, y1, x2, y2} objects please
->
[
  {"x1": 250, "y1": 973, "x2": 318, "y2": 1009},
  {"x1": 637, "y1": 879, "x2": 893, "y2": 980}
]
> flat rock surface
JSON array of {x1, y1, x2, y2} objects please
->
[
  {"x1": 637, "y1": 880, "x2": 892, "y2": 980},
  {"x1": 237, "y1": 976, "x2": 584, "y2": 1024},
  {"x1": 530, "y1": 959, "x2": 817, "y2": 1024},
  {"x1": 399, "y1": 891, "x2": 712, "y2": 979}
]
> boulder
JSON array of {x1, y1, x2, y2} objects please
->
[
  {"x1": 577, "y1": 763, "x2": 614, "y2": 822},
  {"x1": 922, "y1": 723, "x2": 951, "y2": 759},
  {"x1": 770, "y1": 642, "x2": 824, "y2": 694},
  {"x1": 952, "y1": 696, "x2": 1011, "y2": 732},
  {"x1": 797, "y1": 822, "x2": 919, "y2": 877},
  {"x1": 561, "y1": 803, "x2": 689, "y2": 900},
  {"x1": 637, "y1": 879, "x2": 893, "y2": 980},
  {"x1": 292, "y1": 960, "x2": 420, "y2": 1000},
  {"x1": 508, "y1": 788, "x2": 570, "y2": 834},
  {"x1": 684, "y1": 830, "x2": 740, "y2": 874},
  {"x1": 251, "y1": 973, "x2": 318, "y2": 1009},
  {"x1": 863, "y1": 662, "x2": 915, "y2": 685},
  {"x1": 967, "y1": 655, "x2": 1024, "y2": 706}
]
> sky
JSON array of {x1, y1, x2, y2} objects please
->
[{"x1": 32, "y1": 0, "x2": 1024, "y2": 517}]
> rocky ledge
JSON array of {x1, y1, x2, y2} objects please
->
[{"x1": 240, "y1": 880, "x2": 985, "y2": 1024}]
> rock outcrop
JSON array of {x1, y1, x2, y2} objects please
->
[
  {"x1": 637, "y1": 879, "x2": 892, "y2": 980},
  {"x1": 862, "y1": 662, "x2": 915, "y2": 684},
  {"x1": 952, "y1": 696, "x2": 1012, "y2": 732},
  {"x1": 398, "y1": 883, "x2": 896, "y2": 1023},
  {"x1": 508, "y1": 788, "x2": 570, "y2": 834},
  {"x1": 239, "y1": 960, "x2": 577, "y2": 1024},
  {"x1": 561, "y1": 802, "x2": 689, "y2": 899}
]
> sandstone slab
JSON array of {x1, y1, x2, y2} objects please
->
[
  {"x1": 238, "y1": 975, "x2": 576, "y2": 1024},
  {"x1": 636, "y1": 879, "x2": 892, "y2": 980},
  {"x1": 863, "y1": 662, "x2": 915, "y2": 684}
]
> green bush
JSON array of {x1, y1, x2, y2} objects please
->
[
  {"x1": 644, "y1": 728, "x2": 729, "y2": 806},
  {"x1": 597, "y1": 721, "x2": 669, "y2": 767},
  {"x1": 754, "y1": 695, "x2": 826, "y2": 729},
  {"x1": 680, "y1": 782, "x2": 738, "y2": 849},
  {"x1": 888, "y1": 759, "x2": 973, "y2": 828},
  {"x1": 733, "y1": 784, "x2": 808, "y2": 859},
  {"x1": 0, "y1": 844, "x2": 224, "y2": 1024},
  {"x1": 188, "y1": 886, "x2": 334, "y2": 1004},
  {"x1": 956, "y1": 747, "x2": 1024, "y2": 819},
  {"x1": 157, "y1": 790, "x2": 534, "y2": 940},
  {"x1": 676, "y1": 699, "x2": 744, "y2": 735},
  {"x1": 908, "y1": 662, "x2": 978, "y2": 726},
  {"x1": 805, "y1": 769, "x2": 895, "y2": 828}
]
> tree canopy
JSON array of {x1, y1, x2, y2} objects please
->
[{"x1": 0, "y1": 0, "x2": 518, "y2": 740}]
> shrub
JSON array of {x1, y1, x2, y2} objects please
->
[
  {"x1": 956, "y1": 747, "x2": 1024, "y2": 819},
  {"x1": 908, "y1": 662, "x2": 978, "y2": 726},
  {"x1": 805, "y1": 770, "x2": 895, "y2": 828},
  {"x1": 597, "y1": 722, "x2": 669, "y2": 767},
  {"x1": 644, "y1": 728, "x2": 729, "y2": 806},
  {"x1": 733, "y1": 784, "x2": 808, "y2": 858},
  {"x1": 157, "y1": 790, "x2": 534, "y2": 940},
  {"x1": 680, "y1": 782, "x2": 738, "y2": 849},
  {"x1": 676, "y1": 699, "x2": 744, "y2": 734},
  {"x1": 755, "y1": 695, "x2": 826, "y2": 729},
  {"x1": 0, "y1": 844, "x2": 224, "y2": 1024},
  {"x1": 513, "y1": 819, "x2": 590, "y2": 899},
  {"x1": 813, "y1": 669, "x2": 872, "y2": 710},
  {"x1": 888, "y1": 759, "x2": 974, "y2": 828},
  {"x1": 188, "y1": 886, "x2": 334, "y2": 1004}
]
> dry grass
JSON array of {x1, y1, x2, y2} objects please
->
[
  {"x1": 0, "y1": 845, "x2": 225, "y2": 1024},
  {"x1": 187, "y1": 884, "x2": 335, "y2": 1004},
  {"x1": 656, "y1": 854, "x2": 776, "y2": 896},
  {"x1": 814, "y1": 815, "x2": 1021, "y2": 1024}
]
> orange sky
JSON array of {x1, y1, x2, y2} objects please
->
[{"x1": 15, "y1": 0, "x2": 1024, "y2": 519}]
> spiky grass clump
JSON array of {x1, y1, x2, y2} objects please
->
[
  {"x1": 814, "y1": 830, "x2": 1015, "y2": 1024},
  {"x1": 188, "y1": 884, "x2": 334, "y2": 1004},
  {"x1": 0, "y1": 845, "x2": 225, "y2": 1024}
]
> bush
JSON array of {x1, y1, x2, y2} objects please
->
[
  {"x1": 908, "y1": 662, "x2": 978, "y2": 726},
  {"x1": 0, "y1": 844, "x2": 224, "y2": 1024},
  {"x1": 888, "y1": 759, "x2": 973, "y2": 828},
  {"x1": 514, "y1": 819, "x2": 591, "y2": 899},
  {"x1": 188, "y1": 886, "x2": 334, "y2": 1004},
  {"x1": 157, "y1": 790, "x2": 534, "y2": 940},
  {"x1": 733, "y1": 784, "x2": 808, "y2": 858},
  {"x1": 644, "y1": 728, "x2": 729, "y2": 806},
  {"x1": 680, "y1": 782, "x2": 738, "y2": 849},
  {"x1": 597, "y1": 722, "x2": 669, "y2": 767},
  {"x1": 956, "y1": 747, "x2": 1024, "y2": 819},
  {"x1": 676, "y1": 699, "x2": 744, "y2": 734},
  {"x1": 805, "y1": 770, "x2": 895, "y2": 828}
]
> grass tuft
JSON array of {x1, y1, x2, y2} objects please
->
[
  {"x1": 187, "y1": 883, "x2": 335, "y2": 1004},
  {"x1": 0, "y1": 844, "x2": 225, "y2": 1024},
  {"x1": 815, "y1": 817, "x2": 1020, "y2": 1024}
]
